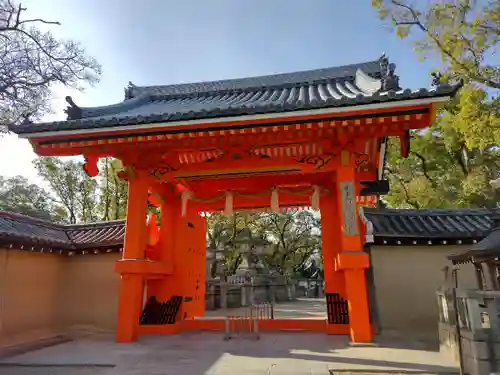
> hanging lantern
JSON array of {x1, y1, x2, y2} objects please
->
[
  {"x1": 224, "y1": 191, "x2": 234, "y2": 216},
  {"x1": 271, "y1": 187, "x2": 279, "y2": 212},
  {"x1": 181, "y1": 190, "x2": 192, "y2": 217},
  {"x1": 311, "y1": 185, "x2": 320, "y2": 211}
]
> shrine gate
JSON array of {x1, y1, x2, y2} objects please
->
[{"x1": 9, "y1": 55, "x2": 459, "y2": 343}]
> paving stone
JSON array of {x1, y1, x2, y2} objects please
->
[{"x1": 0, "y1": 333, "x2": 460, "y2": 375}]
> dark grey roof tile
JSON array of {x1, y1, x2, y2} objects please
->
[
  {"x1": 0, "y1": 207, "x2": 496, "y2": 253},
  {"x1": 0, "y1": 211, "x2": 125, "y2": 251},
  {"x1": 363, "y1": 208, "x2": 494, "y2": 240},
  {"x1": 9, "y1": 56, "x2": 461, "y2": 135}
]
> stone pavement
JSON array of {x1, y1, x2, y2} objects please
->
[{"x1": 0, "y1": 332, "x2": 459, "y2": 375}]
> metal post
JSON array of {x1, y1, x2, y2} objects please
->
[
  {"x1": 451, "y1": 266, "x2": 465, "y2": 375},
  {"x1": 224, "y1": 316, "x2": 230, "y2": 340},
  {"x1": 254, "y1": 312, "x2": 259, "y2": 340}
]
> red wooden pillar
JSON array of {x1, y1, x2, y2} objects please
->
[
  {"x1": 172, "y1": 206, "x2": 207, "y2": 320},
  {"x1": 334, "y1": 162, "x2": 373, "y2": 343},
  {"x1": 319, "y1": 189, "x2": 346, "y2": 300},
  {"x1": 115, "y1": 177, "x2": 149, "y2": 343},
  {"x1": 147, "y1": 197, "x2": 178, "y2": 302}
]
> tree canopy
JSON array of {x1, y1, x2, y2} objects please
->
[
  {"x1": 0, "y1": 0, "x2": 101, "y2": 130},
  {"x1": 207, "y1": 210, "x2": 321, "y2": 277},
  {"x1": 373, "y1": 0, "x2": 500, "y2": 208},
  {"x1": 32, "y1": 156, "x2": 128, "y2": 224},
  {"x1": 0, "y1": 175, "x2": 66, "y2": 221},
  {"x1": 372, "y1": 0, "x2": 499, "y2": 89}
]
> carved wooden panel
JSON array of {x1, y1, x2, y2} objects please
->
[{"x1": 340, "y1": 181, "x2": 358, "y2": 236}]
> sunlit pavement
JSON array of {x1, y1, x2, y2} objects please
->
[{"x1": 0, "y1": 332, "x2": 459, "y2": 375}]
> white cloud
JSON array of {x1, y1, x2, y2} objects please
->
[
  {"x1": 0, "y1": 84, "x2": 86, "y2": 184},
  {"x1": 0, "y1": 134, "x2": 39, "y2": 182}
]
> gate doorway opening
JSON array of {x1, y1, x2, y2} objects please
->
[{"x1": 203, "y1": 208, "x2": 329, "y2": 326}]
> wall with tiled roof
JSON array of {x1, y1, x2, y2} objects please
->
[
  {"x1": 0, "y1": 208, "x2": 495, "y2": 255},
  {"x1": 0, "y1": 211, "x2": 124, "y2": 254},
  {"x1": 362, "y1": 208, "x2": 494, "y2": 246}
]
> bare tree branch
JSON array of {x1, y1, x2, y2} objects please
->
[{"x1": 0, "y1": 0, "x2": 101, "y2": 130}]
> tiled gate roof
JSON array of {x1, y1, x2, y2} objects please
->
[{"x1": 9, "y1": 55, "x2": 459, "y2": 135}]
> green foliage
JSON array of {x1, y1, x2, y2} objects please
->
[
  {"x1": 32, "y1": 156, "x2": 128, "y2": 223},
  {"x1": 99, "y1": 158, "x2": 128, "y2": 221},
  {"x1": 34, "y1": 157, "x2": 100, "y2": 223},
  {"x1": 372, "y1": 0, "x2": 500, "y2": 89},
  {"x1": 0, "y1": 175, "x2": 66, "y2": 222},
  {"x1": 207, "y1": 210, "x2": 321, "y2": 277},
  {"x1": 261, "y1": 210, "x2": 321, "y2": 275},
  {"x1": 373, "y1": 0, "x2": 500, "y2": 208},
  {"x1": 207, "y1": 212, "x2": 266, "y2": 275},
  {"x1": 440, "y1": 85, "x2": 500, "y2": 149},
  {"x1": 385, "y1": 113, "x2": 500, "y2": 209}
]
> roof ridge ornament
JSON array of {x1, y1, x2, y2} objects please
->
[
  {"x1": 124, "y1": 81, "x2": 137, "y2": 100},
  {"x1": 379, "y1": 54, "x2": 401, "y2": 92},
  {"x1": 431, "y1": 71, "x2": 463, "y2": 92},
  {"x1": 21, "y1": 115, "x2": 33, "y2": 125},
  {"x1": 64, "y1": 96, "x2": 82, "y2": 120}
]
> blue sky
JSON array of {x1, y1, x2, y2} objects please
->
[{"x1": 0, "y1": 0, "x2": 439, "y2": 182}]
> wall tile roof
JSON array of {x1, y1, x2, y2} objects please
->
[
  {"x1": 0, "y1": 211, "x2": 125, "y2": 251},
  {"x1": 0, "y1": 212, "x2": 70, "y2": 248},
  {"x1": 362, "y1": 208, "x2": 495, "y2": 241},
  {"x1": 65, "y1": 221, "x2": 125, "y2": 249},
  {"x1": 9, "y1": 56, "x2": 460, "y2": 135},
  {"x1": 0, "y1": 208, "x2": 496, "y2": 254}
]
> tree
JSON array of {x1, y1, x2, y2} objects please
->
[
  {"x1": 99, "y1": 158, "x2": 128, "y2": 221},
  {"x1": 206, "y1": 212, "x2": 266, "y2": 275},
  {"x1": 206, "y1": 210, "x2": 321, "y2": 277},
  {"x1": 373, "y1": 0, "x2": 500, "y2": 207},
  {"x1": 0, "y1": 0, "x2": 101, "y2": 129},
  {"x1": 372, "y1": 0, "x2": 500, "y2": 148},
  {"x1": 372, "y1": 0, "x2": 500, "y2": 89},
  {"x1": 261, "y1": 210, "x2": 321, "y2": 275},
  {"x1": 385, "y1": 125, "x2": 500, "y2": 209},
  {"x1": 0, "y1": 175, "x2": 66, "y2": 221},
  {"x1": 33, "y1": 156, "x2": 100, "y2": 223},
  {"x1": 385, "y1": 89, "x2": 500, "y2": 209}
]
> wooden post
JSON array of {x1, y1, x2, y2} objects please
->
[
  {"x1": 147, "y1": 198, "x2": 178, "y2": 301},
  {"x1": 116, "y1": 177, "x2": 149, "y2": 343},
  {"x1": 334, "y1": 162, "x2": 373, "y2": 343},
  {"x1": 319, "y1": 192, "x2": 346, "y2": 297}
]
